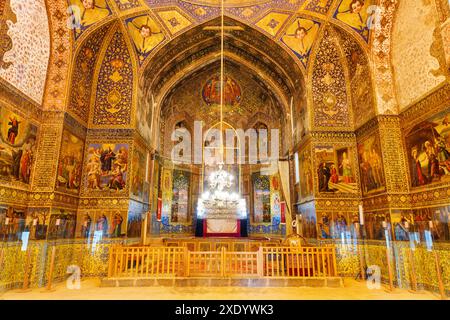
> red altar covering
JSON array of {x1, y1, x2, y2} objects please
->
[{"x1": 203, "y1": 219, "x2": 240, "y2": 237}]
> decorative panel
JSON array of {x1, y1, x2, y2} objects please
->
[
  {"x1": 91, "y1": 29, "x2": 134, "y2": 126},
  {"x1": 311, "y1": 29, "x2": 351, "y2": 130}
]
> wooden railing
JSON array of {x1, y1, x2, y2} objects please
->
[
  {"x1": 262, "y1": 247, "x2": 337, "y2": 278},
  {"x1": 163, "y1": 239, "x2": 282, "y2": 252},
  {"x1": 107, "y1": 245, "x2": 337, "y2": 279}
]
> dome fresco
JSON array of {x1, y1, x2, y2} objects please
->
[{"x1": 202, "y1": 75, "x2": 242, "y2": 106}]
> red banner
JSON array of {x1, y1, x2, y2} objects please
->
[
  {"x1": 281, "y1": 201, "x2": 286, "y2": 224},
  {"x1": 157, "y1": 198, "x2": 162, "y2": 221}
]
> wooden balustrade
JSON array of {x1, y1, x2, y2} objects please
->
[
  {"x1": 163, "y1": 239, "x2": 282, "y2": 252},
  {"x1": 261, "y1": 247, "x2": 337, "y2": 278},
  {"x1": 107, "y1": 245, "x2": 337, "y2": 279}
]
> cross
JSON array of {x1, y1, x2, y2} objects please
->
[{"x1": 203, "y1": 26, "x2": 244, "y2": 31}]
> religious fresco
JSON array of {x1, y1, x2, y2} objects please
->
[
  {"x1": 363, "y1": 212, "x2": 391, "y2": 240},
  {"x1": 406, "y1": 108, "x2": 450, "y2": 188},
  {"x1": 317, "y1": 211, "x2": 361, "y2": 240},
  {"x1": 391, "y1": 210, "x2": 413, "y2": 241},
  {"x1": 252, "y1": 173, "x2": 271, "y2": 223},
  {"x1": 171, "y1": 169, "x2": 190, "y2": 223},
  {"x1": 125, "y1": 14, "x2": 165, "y2": 63},
  {"x1": 0, "y1": 107, "x2": 37, "y2": 185},
  {"x1": 56, "y1": 130, "x2": 84, "y2": 193},
  {"x1": 298, "y1": 148, "x2": 314, "y2": 202},
  {"x1": 281, "y1": 18, "x2": 320, "y2": 67},
  {"x1": 0, "y1": 0, "x2": 50, "y2": 104},
  {"x1": 47, "y1": 209, "x2": 77, "y2": 240},
  {"x1": 69, "y1": 0, "x2": 112, "y2": 39},
  {"x1": 76, "y1": 210, "x2": 125, "y2": 238},
  {"x1": 315, "y1": 146, "x2": 357, "y2": 194},
  {"x1": 127, "y1": 210, "x2": 142, "y2": 238},
  {"x1": 202, "y1": 75, "x2": 242, "y2": 107},
  {"x1": 85, "y1": 143, "x2": 129, "y2": 192},
  {"x1": 357, "y1": 135, "x2": 386, "y2": 195},
  {"x1": 20, "y1": 208, "x2": 51, "y2": 240},
  {"x1": 411, "y1": 207, "x2": 450, "y2": 242},
  {"x1": 131, "y1": 147, "x2": 147, "y2": 200},
  {"x1": 0, "y1": 206, "x2": 28, "y2": 242},
  {"x1": 92, "y1": 30, "x2": 134, "y2": 126},
  {"x1": 334, "y1": 0, "x2": 374, "y2": 41},
  {"x1": 296, "y1": 204, "x2": 317, "y2": 239}
]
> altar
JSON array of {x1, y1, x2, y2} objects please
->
[{"x1": 197, "y1": 207, "x2": 248, "y2": 237}]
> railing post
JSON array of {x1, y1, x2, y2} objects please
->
[
  {"x1": 332, "y1": 246, "x2": 338, "y2": 277},
  {"x1": 184, "y1": 247, "x2": 189, "y2": 277},
  {"x1": 433, "y1": 251, "x2": 447, "y2": 300},
  {"x1": 186, "y1": 250, "x2": 190, "y2": 277},
  {"x1": 257, "y1": 247, "x2": 264, "y2": 277},
  {"x1": 221, "y1": 247, "x2": 226, "y2": 277}
]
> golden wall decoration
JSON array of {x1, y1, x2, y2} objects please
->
[
  {"x1": 311, "y1": 28, "x2": 352, "y2": 130},
  {"x1": 43, "y1": 0, "x2": 73, "y2": 111},
  {"x1": 91, "y1": 28, "x2": 134, "y2": 126},
  {"x1": 68, "y1": 23, "x2": 111, "y2": 125}
]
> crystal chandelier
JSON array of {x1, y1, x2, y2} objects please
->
[{"x1": 197, "y1": 163, "x2": 247, "y2": 219}]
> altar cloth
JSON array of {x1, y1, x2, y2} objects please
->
[{"x1": 206, "y1": 219, "x2": 238, "y2": 234}]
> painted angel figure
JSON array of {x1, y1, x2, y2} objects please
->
[
  {"x1": 70, "y1": 0, "x2": 110, "y2": 31},
  {"x1": 127, "y1": 16, "x2": 164, "y2": 61},
  {"x1": 282, "y1": 19, "x2": 319, "y2": 65},
  {"x1": 335, "y1": 0, "x2": 371, "y2": 38}
]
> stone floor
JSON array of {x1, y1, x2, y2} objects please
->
[{"x1": 0, "y1": 278, "x2": 440, "y2": 300}]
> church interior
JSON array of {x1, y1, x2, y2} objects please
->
[{"x1": 0, "y1": 0, "x2": 450, "y2": 300}]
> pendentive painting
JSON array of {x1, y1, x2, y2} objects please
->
[
  {"x1": 69, "y1": 0, "x2": 112, "y2": 39},
  {"x1": 406, "y1": 108, "x2": 450, "y2": 188},
  {"x1": 56, "y1": 130, "x2": 84, "y2": 193},
  {"x1": 85, "y1": 143, "x2": 129, "y2": 192},
  {"x1": 357, "y1": 135, "x2": 386, "y2": 195},
  {"x1": 334, "y1": 0, "x2": 375, "y2": 42},
  {"x1": 315, "y1": 146, "x2": 358, "y2": 194},
  {"x1": 0, "y1": 107, "x2": 38, "y2": 185}
]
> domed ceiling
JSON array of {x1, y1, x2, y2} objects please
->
[{"x1": 69, "y1": 0, "x2": 374, "y2": 71}]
